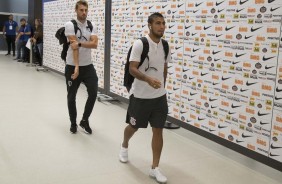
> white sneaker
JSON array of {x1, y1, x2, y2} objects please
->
[
  {"x1": 119, "y1": 145, "x2": 128, "y2": 163},
  {"x1": 149, "y1": 167, "x2": 167, "y2": 183}
]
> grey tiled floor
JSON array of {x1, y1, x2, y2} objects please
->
[{"x1": 0, "y1": 54, "x2": 281, "y2": 184}]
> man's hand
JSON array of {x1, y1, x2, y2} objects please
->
[
  {"x1": 147, "y1": 77, "x2": 162, "y2": 89},
  {"x1": 71, "y1": 66, "x2": 79, "y2": 80},
  {"x1": 70, "y1": 40, "x2": 79, "y2": 50}
]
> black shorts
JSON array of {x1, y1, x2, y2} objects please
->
[{"x1": 126, "y1": 94, "x2": 168, "y2": 128}]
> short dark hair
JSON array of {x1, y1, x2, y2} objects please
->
[
  {"x1": 20, "y1": 18, "x2": 26, "y2": 22},
  {"x1": 147, "y1": 12, "x2": 164, "y2": 24},
  {"x1": 75, "y1": 0, "x2": 88, "y2": 10}
]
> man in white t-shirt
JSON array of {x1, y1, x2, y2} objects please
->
[
  {"x1": 64, "y1": 0, "x2": 98, "y2": 134},
  {"x1": 119, "y1": 13, "x2": 171, "y2": 183}
]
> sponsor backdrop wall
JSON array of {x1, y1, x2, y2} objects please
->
[
  {"x1": 44, "y1": 0, "x2": 282, "y2": 167},
  {"x1": 43, "y1": 0, "x2": 105, "y2": 89}
]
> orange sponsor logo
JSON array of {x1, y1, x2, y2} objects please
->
[
  {"x1": 250, "y1": 55, "x2": 259, "y2": 60},
  {"x1": 229, "y1": 1, "x2": 237, "y2": 5},
  {"x1": 175, "y1": 67, "x2": 181, "y2": 72},
  {"x1": 197, "y1": 79, "x2": 203, "y2": 83},
  {"x1": 173, "y1": 108, "x2": 178, "y2": 113},
  {"x1": 257, "y1": 139, "x2": 266, "y2": 146},
  {"x1": 231, "y1": 129, "x2": 239, "y2": 136},
  {"x1": 194, "y1": 123, "x2": 200, "y2": 128},
  {"x1": 235, "y1": 79, "x2": 243, "y2": 85},
  {"x1": 222, "y1": 84, "x2": 229, "y2": 90},
  {"x1": 200, "y1": 34, "x2": 206, "y2": 37},
  {"x1": 188, "y1": 3, "x2": 194, "y2": 7},
  {"x1": 212, "y1": 75, "x2": 219, "y2": 80},
  {"x1": 219, "y1": 132, "x2": 225, "y2": 138},
  {"x1": 239, "y1": 27, "x2": 248, "y2": 32},
  {"x1": 225, "y1": 52, "x2": 233, "y2": 57},
  {"x1": 204, "y1": 49, "x2": 210, "y2": 54},
  {"x1": 267, "y1": 28, "x2": 277, "y2": 33},
  {"x1": 274, "y1": 125, "x2": 282, "y2": 132},
  {"x1": 201, "y1": 95, "x2": 207, "y2": 100},
  {"x1": 193, "y1": 71, "x2": 199, "y2": 75},
  {"x1": 179, "y1": 11, "x2": 185, "y2": 15},
  {"x1": 207, "y1": 2, "x2": 214, "y2": 6},
  {"x1": 221, "y1": 101, "x2": 229, "y2": 107},
  {"x1": 262, "y1": 84, "x2": 272, "y2": 91},
  {"x1": 171, "y1": 4, "x2": 176, "y2": 8},
  {"x1": 243, "y1": 62, "x2": 251, "y2": 68},
  {"x1": 190, "y1": 114, "x2": 196, "y2": 119},
  {"x1": 215, "y1": 26, "x2": 223, "y2": 31},
  {"x1": 185, "y1": 47, "x2": 191, "y2": 52},
  {"x1": 199, "y1": 56, "x2": 205, "y2": 61},
  {"x1": 196, "y1": 26, "x2": 202, "y2": 30},
  {"x1": 256, "y1": 36, "x2": 265, "y2": 41},
  {"x1": 246, "y1": 108, "x2": 255, "y2": 115},
  {"x1": 167, "y1": 85, "x2": 173, "y2": 90},
  {"x1": 226, "y1": 35, "x2": 233, "y2": 39},
  {"x1": 276, "y1": 116, "x2": 282, "y2": 123},
  {"x1": 239, "y1": 114, "x2": 247, "y2": 120},
  {"x1": 209, "y1": 121, "x2": 215, "y2": 127},
  {"x1": 255, "y1": 0, "x2": 265, "y2": 4},
  {"x1": 252, "y1": 91, "x2": 260, "y2": 97},
  {"x1": 247, "y1": 144, "x2": 255, "y2": 151},
  {"x1": 196, "y1": 101, "x2": 201, "y2": 106},
  {"x1": 202, "y1": 10, "x2": 208, "y2": 14},
  {"x1": 178, "y1": 25, "x2": 183, "y2": 29},
  {"x1": 156, "y1": 6, "x2": 161, "y2": 9},
  {"x1": 248, "y1": 8, "x2": 256, "y2": 13}
]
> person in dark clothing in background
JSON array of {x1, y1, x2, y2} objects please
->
[
  {"x1": 2, "y1": 14, "x2": 18, "y2": 56},
  {"x1": 15, "y1": 18, "x2": 31, "y2": 62},
  {"x1": 31, "y1": 18, "x2": 43, "y2": 66}
]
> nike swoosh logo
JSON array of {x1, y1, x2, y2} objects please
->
[
  {"x1": 269, "y1": 152, "x2": 280, "y2": 157},
  {"x1": 169, "y1": 25, "x2": 174, "y2": 29},
  {"x1": 190, "y1": 92, "x2": 197, "y2": 96},
  {"x1": 188, "y1": 98, "x2": 194, "y2": 101},
  {"x1": 192, "y1": 33, "x2": 197, "y2": 36},
  {"x1": 225, "y1": 26, "x2": 235, "y2": 31},
  {"x1": 218, "y1": 9, "x2": 225, "y2": 13},
  {"x1": 201, "y1": 72, "x2": 209, "y2": 76},
  {"x1": 236, "y1": 8, "x2": 244, "y2": 13},
  {"x1": 212, "y1": 51, "x2": 221, "y2": 55},
  {"x1": 276, "y1": 87, "x2": 282, "y2": 93},
  {"x1": 172, "y1": 11, "x2": 177, "y2": 14},
  {"x1": 170, "y1": 32, "x2": 176, "y2": 34},
  {"x1": 231, "y1": 104, "x2": 241, "y2": 108},
  {"x1": 216, "y1": 34, "x2": 223, "y2": 38},
  {"x1": 242, "y1": 133, "x2": 252, "y2": 138},
  {"x1": 183, "y1": 69, "x2": 189, "y2": 72},
  {"x1": 275, "y1": 96, "x2": 282, "y2": 100},
  {"x1": 162, "y1": 5, "x2": 168, "y2": 8},
  {"x1": 195, "y1": 2, "x2": 204, "y2": 7},
  {"x1": 245, "y1": 35, "x2": 253, "y2": 39},
  {"x1": 149, "y1": 6, "x2": 154, "y2": 9},
  {"x1": 189, "y1": 77, "x2": 195, "y2": 80},
  {"x1": 204, "y1": 26, "x2": 212, "y2": 30},
  {"x1": 235, "y1": 53, "x2": 246, "y2": 58},
  {"x1": 185, "y1": 25, "x2": 193, "y2": 29},
  {"x1": 176, "y1": 47, "x2": 182, "y2": 50},
  {"x1": 190, "y1": 55, "x2": 196, "y2": 58},
  {"x1": 228, "y1": 111, "x2": 236, "y2": 115},
  {"x1": 213, "y1": 82, "x2": 219, "y2": 85},
  {"x1": 178, "y1": 3, "x2": 184, "y2": 8},
  {"x1": 232, "y1": 61, "x2": 240, "y2": 65},
  {"x1": 222, "y1": 77, "x2": 231, "y2": 81},
  {"x1": 271, "y1": 143, "x2": 282, "y2": 149},
  {"x1": 211, "y1": 106, "x2": 217, "y2": 109},
  {"x1": 193, "y1": 48, "x2": 200, "y2": 52},
  {"x1": 180, "y1": 111, "x2": 187, "y2": 114},
  {"x1": 137, "y1": 6, "x2": 141, "y2": 10},
  {"x1": 257, "y1": 111, "x2": 270, "y2": 116},
  {"x1": 209, "y1": 98, "x2": 218, "y2": 102},
  {"x1": 268, "y1": 0, "x2": 276, "y2": 3},
  {"x1": 263, "y1": 56, "x2": 276, "y2": 61},
  {"x1": 251, "y1": 26, "x2": 263, "y2": 32},
  {"x1": 270, "y1": 7, "x2": 281, "y2": 12},
  {"x1": 173, "y1": 88, "x2": 180, "y2": 91},
  {"x1": 218, "y1": 125, "x2": 228, "y2": 129},
  {"x1": 198, "y1": 117, "x2": 205, "y2": 121},
  {"x1": 209, "y1": 129, "x2": 216, "y2": 132},
  {"x1": 216, "y1": 0, "x2": 225, "y2": 6},
  {"x1": 260, "y1": 121, "x2": 269, "y2": 125},
  {"x1": 193, "y1": 10, "x2": 199, "y2": 13},
  {"x1": 265, "y1": 65, "x2": 275, "y2": 70},
  {"x1": 240, "y1": 89, "x2": 249, "y2": 92},
  {"x1": 214, "y1": 59, "x2": 221, "y2": 61},
  {"x1": 236, "y1": 139, "x2": 244, "y2": 143},
  {"x1": 239, "y1": 0, "x2": 249, "y2": 5},
  {"x1": 246, "y1": 81, "x2": 257, "y2": 86}
]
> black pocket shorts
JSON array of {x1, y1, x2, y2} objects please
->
[{"x1": 126, "y1": 94, "x2": 168, "y2": 128}]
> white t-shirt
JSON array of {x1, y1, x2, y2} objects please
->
[
  {"x1": 64, "y1": 19, "x2": 98, "y2": 66},
  {"x1": 129, "y1": 35, "x2": 171, "y2": 99}
]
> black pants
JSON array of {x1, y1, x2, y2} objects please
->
[
  {"x1": 5, "y1": 35, "x2": 16, "y2": 55},
  {"x1": 65, "y1": 64, "x2": 98, "y2": 124}
]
